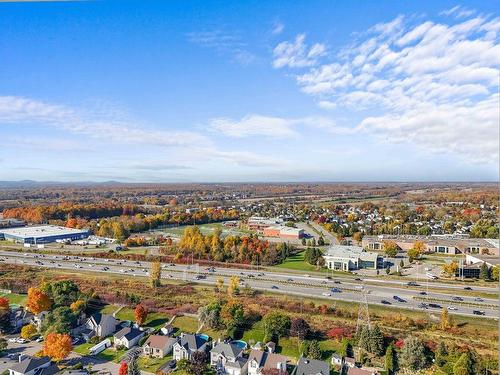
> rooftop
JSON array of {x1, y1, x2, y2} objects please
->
[{"x1": 0, "y1": 225, "x2": 89, "y2": 239}]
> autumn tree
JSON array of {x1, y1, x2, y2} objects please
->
[
  {"x1": 440, "y1": 308, "x2": 453, "y2": 330},
  {"x1": 69, "y1": 300, "x2": 85, "y2": 313},
  {"x1": 118, "y1": 362, "x2": 128, "y2": 375},
  {"x1": 43, "y1": 333, "x2": 73, "y2": 361},
  {"x1": 227, "y1": 276, "x2": 240, "y2": 296},
  {"x1": 216, "y1": 277, "x2": 224, "y2": 293},
  {"x1": 0, "y1": 297, "x2": 9, "y2": 310},
  {"x1": 383, "y1": 241, "x2": 398, "y2": 257},
  {"x1": 0, "y1": 298, "x2": 11, "y2": 333},
  {"x1": 443, "y1": 261, "x2": 459, "y2": 277},
  {"x1": 408, "y1": 240, "x2": 425, "y2": 260},
  {"x1": 134, "y1": 304, "x2": 148, "y2": 326},
  {"x1": 290, "y1": 318, "x2": 310, "y2": 340},
  {"x1": 26, "y1": 287, "x2": 52, "y2": 314},
  {"x1": 150, "y1": 261, "x2": 162, "y2": 287},
  {"x1": 21, "y1": 324, "x2": 37, "y2": 339}
]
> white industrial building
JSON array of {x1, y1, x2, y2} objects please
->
[
  {"x1": 0, "y1": 225, "x2": 89, "y2": 244},
  {"x1": 323, "y1": 245, "x2": 384, "y2": 271}
]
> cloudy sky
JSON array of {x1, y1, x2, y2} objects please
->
[{"x1": 0, "y1": 1, "x2": 498, "y2": 182}]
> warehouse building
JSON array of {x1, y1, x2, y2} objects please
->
[
  {"x1": 262, "y1": 225, "x2": 305, "y2": 239},
  {"x1": 0, "y1": 225, "x2": 90, "y2": 244},
  {"x1": 323, "y1": 245, "x2": 384, "y2": 271}
]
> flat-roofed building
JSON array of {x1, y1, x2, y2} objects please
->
[
  {"x1": 0, "y1": 225, "x2": 90, "y2": 244},
  {"x1": 323, "y1": 245, "x2": 383, "y2": 271},
  {"x1": 247, "y1": 216, "x2": 281, "y2": 231},
  {"x1": 263, "y1": 225, "x2": 304, "y2": 239}
]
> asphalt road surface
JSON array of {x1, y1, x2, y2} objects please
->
[{"x1": 0, "y1": 251, "x2": 497, "y2": 319}]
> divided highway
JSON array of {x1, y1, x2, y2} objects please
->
[{"x1": 0, "y1": 251, "x2": 497, "y2": 319}]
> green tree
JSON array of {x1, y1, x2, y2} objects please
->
[
  {"x1": 263, "y1": 311, "x2": 291, "y2": 342},
  {"x1": 127, "y1": 354, "x2": 140, "y2": 375},
  {"x1": 302, "y1": 340, "x2": 322, "y2": 359},
  {"x1": 479, "y1": 262, "x2": 490, "y2": 280},
  {"x1": 453, "y1": 351, "x2": 475, "y2": 375},
  {"x1": 0, "y1": 337, "x2": 7, "y2": 354},
  {"x1": 435, "y1": 342, "x2": 448, "y2": 367},
  {"x1": 400, "y1": 336, "x2": 427, "y2": 371},
  {"x1": 42, "y1": 306, "x2": 77, "y2": 334},
  {"x1": 42, "y1": 280, "x2": 80, "y2": 307},
  {"x1": 491, "y1": 266, "x2": 499, "y2": 281},
  {"x1": 340, "y1": 338, "x2": 352, "y2": 357},
  {"x1": 369, "y1": 325, "x2": 385, "y2": 356},
  {"x1": 385, "y1": 344, "x2": 396, "y2": 374}
]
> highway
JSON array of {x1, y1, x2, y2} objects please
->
[{"x1": 0, "y1": 251, "x2": 497, "y2": 319}]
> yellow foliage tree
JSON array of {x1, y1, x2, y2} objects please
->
[
  {"x1": 228, "y1": 276, "x2": 240, "y2": 296},
  {"x1": 20, "y1": 324, "x2": 37, "y2": 339},
  {"x1": 70, "y1": 300, "x2": 85, "y2": 313},
  {"x1": 150, "y1": 261, "x2": 162, "y2": 287}
]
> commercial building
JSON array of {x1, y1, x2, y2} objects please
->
[
  {"x1": 247, "y1": 216, "x2": 282, "y2": 231},
  {"x1": 262, "y1": 225, "x2": 304, "y2": 239},
  {"x1": 323, "y1": 245, "x2": 383, "y2": 271},
  {"x1": 457, "y1": 254, "x2": 500, "y2": 279},
  {"x1": 0, "y1": 225, "x2": 90, "y2": 244},
  {"x1": 362, "y1": 235, "x2": 499, "y2": 256}
]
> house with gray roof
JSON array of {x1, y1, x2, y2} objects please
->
[
  {"x1": 85, "y1": 313, "x2": 117, "y2": 338},
  {"x1": 114, "y1": 327, "x2": 145, "y2": 349},
  {"x1": 173, "y1": 333, "x2": 209, "y2": 361},
  {"x1": 210, "y1": 342, "x2": 247, "y2": 375},
  {"x1": 293, "y1": 357, "x2": 329, "y2": 375},
  {"x1": 8, "y1": 356, "x2": 52, "y2": 375}
]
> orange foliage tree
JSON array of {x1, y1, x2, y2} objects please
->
[
  {"x1": 26, "y1": 287, "x2": 52, "y2": 314},
  {"x1": 43, "y1": 333, "x2": 72, "y2": 361},
  {"x1": 134, "y1": 304, "x2": 148, "y2": 325}
]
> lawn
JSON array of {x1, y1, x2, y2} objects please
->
[
  {"x1": 171, "y1": 315, "x2": 200, "y2": 335},
  {"x1": 99, "y1": 305, "x2": 170, "y2": 330},
  {"x1": 73, "y1": 342, "x2": 94, "y2": 355},
  {"x1": 0, "y1": 293, "x2": 27, "y2": 306},
  {"x1": 138, "y1": 354, "x2": 172, "y2": 373},
  {"x1": 97, "y1": 347, "x2": 127, "y2": 363},
  {"x1": 273, "y1": 251, "x2": 325, "y2": 273},
  {"x1": 153, "y1": 223, "x2": 250, "y2": 238}
]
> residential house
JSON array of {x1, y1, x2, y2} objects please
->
[
  {"x1": 143, "y1": 335, "x2": 178, "y2": 358},
  {"x1": 331, "y1": 354, "x2": 342, "y2": 367},
  {"x1": 247, "y1": 350, "x2": 288, "y2": 375},
  {"x1": 114, "y1": 327, "x2": 145, "y2": 349},
  {"x1": 173, "y1": 333, "x2": 209, "y2": 361},
  {"x1": 344, "y1": 357, "x2": 356, "y2": 368},
  {"x1": 85, "y1": 313, "x2": 117, "y2": 338},
  {"x1": 10, "y1": 308, "x2": 34, "y2": 332},
  {"x1": 293, "y1": 357, "x2": 329, "y2": 375},
  {"x1": 160, "y1": 323, "x2": 174, "y2": 336},
  {"x1": 8, "y1": 356, "x2": 52, "y2": 375},
  {"x1": 30, "y1": 311, "x2": 48, "y2": 331},
  {"x1": 210, "y1": 342, "x2": 247, "y2": 375}
]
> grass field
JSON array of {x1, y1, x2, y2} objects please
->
[
  {"x1": 151, "y1": 223, "x2": 250, "y2": 238},
  {"x1": 273, "y1": 251, "x2": 326, "y2": 273},
  {"x1": 0, "y1": 292, "x2": 27, "y2": 306},
  {"x1": 138, "y1": 354, "x2": 172, "y2": 373},
  {"x1": 100, "y1": 305, "x2": 170, "y2": 330}
]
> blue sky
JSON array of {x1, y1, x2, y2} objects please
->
[{"x1": 0, "y1": 0, "x2": 498, "y2": 182}]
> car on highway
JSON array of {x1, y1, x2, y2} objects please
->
[
  {"x1": 474, "y1": 297, "x2": 484, "y2": 302},
  {"x1": 303, "y1": 274, "x2": 310, "y2": 277},
  {"x1": 393, "y1": 296, "x2": 406, "y2": 303},
  {"x1": 463, "y1": 286, "x2": 473, "y2": 290},
  {"x1": 322, "y1": 292, "x2": 331, "y2": 297},
  {"x1": 354, "y1": 277, "x2": 362, "y2": 281},
  {"x1": 447, "y1": 306, "x2": 458, "y2": 311},
  {"x1": 381, "y1": 300, "x2": 391, "y2": 305},
  {"x1": 271, "y1": 285, "x2": 279, "y2": 289},
  {"x1": 452, "y1": 296, "x2": 464, "y2": 301},
  {"x1": 333, "y1": 281, "x2": 341, "y2": 284},
  {"x1": 330, "y1": 288, "x2": 341, "y2": 293},
  {"x1": 419, "y1": 291, "x2": 427, "y2": 295},
  {"x1": 407, "y1": 281, "x2": 419, "y2": 286},
  {"x1": 418, "y1": 303, "x2": 428, "y2": 309},
  {"x1": 354, "y1": 285, "x2": 364, "y2": 290},
  {"x1": 428, "y1": 303, "x2": 442, "y2": 309},
  {"x1": 287, "y1": 278, "x2": 293, "y2": 282},
  {"x1": 472, "y1": 310, "x2": 485, "y2": 316}
]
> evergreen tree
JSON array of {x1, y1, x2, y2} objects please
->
[
  {"x1": 453, "y1": 351, "x2": 475, "y2": 375},
  {"x1": 356, "y1": 325, "x2": 371, "y2": 352},
  {"x1": 435, "y1": 342, "x2": 448, "y2": 367},
  {"x1": 369, "y1": 325, "x2": 385, "y2": 356},
  {"x1": 127, "y1": 355, "x2": 140, "y2": 375},
  {"x1": 385, "y1": 344, "x2": 396, "y2": 374},
  {"x1": 340, "y1": 338, "x2": 352, "y2": 358},
  {"x1": 302, "y1": 340, "x2": 322, "y2": 359},
  {"x1": 479, "y1": 262, "x2": 490, "y2": 280},
  {"x1": 400, "y1": 336, "x2": 427, "y2": 371}
]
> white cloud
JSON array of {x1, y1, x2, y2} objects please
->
[
  {"x1": 273, "y1": 34, "x2": 326, "y2": 68},
  {"x1": 280, "y1": 11, "x2": 500, "y2": 164},
  {"x1": 440, "y1": 5, "x2": 476, "y2": 19},
  {"x1": 271, "y1": 21, "x2": 285, "y2": 35},
  {"x1": 209, "y1": 114, "x2": 352, "y2": 138}
]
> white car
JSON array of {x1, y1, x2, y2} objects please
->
[
  {"x1": 16, "y1": 338, "x2": 28, "y2": 344},
  {"x1": 8, "y1": 338, "x2": 17, "y2": 343},
  {"x1": 447, "y1": 306, "x2": 458, "y2": 311},
  {"x1": 355, "y1": 285, "x2": 364, "y2": 290},
  {"x1": 120, "y1": 269, "x2": 126, "y2": 273},
  {"x1": 322, "y1": 292, "x2": 332, "y2": 297}
]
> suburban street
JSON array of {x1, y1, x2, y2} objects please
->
[{"x1": 0, "y1": 251, "x2": 497, "y2": 319}]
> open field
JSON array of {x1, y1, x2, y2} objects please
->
[{"x1": 149, "y1": 223, "x2": 251, "y2": 238}]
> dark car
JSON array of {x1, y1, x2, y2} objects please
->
[
  {"x1": 354, "y1": 278, "x2": 362, "y2": 281},
  {"x1": 452, "y1": 296, "x2": 464, "y2": 301},
  {"x1": 472, "y1": 310, "x2": 485, "y2": 316},
  {"x1": 381, "y1": 300, "x2": 391, "y2": 305},
  {"x1": 271, "y1": 285, "x2": 279, "y2": 289},
  {"x1": 418, "y1": 303, "x2": 428, "y2": 309},
  {"x1": 419, "y1": 291, "x2": 427, "y2": 295},
  {"x1": 464, "y1": 286, "x2": 473, "y2": 290},
  {"x1": 407, "y1": 281, "x2": 419, "y2": 286},
  {"x1": 393, "y1": 295, "x2": 406, "y2": 303},
  {"x1": 330, "y1": 288, "x2": 342, "y2": 293},
  {"x1": 428, "y1": 303, "x2": 442, "y2": 309}
]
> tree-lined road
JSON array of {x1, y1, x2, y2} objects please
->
[{"x1": 0, "y1": 251, "x2": 497, "y2": 319}]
